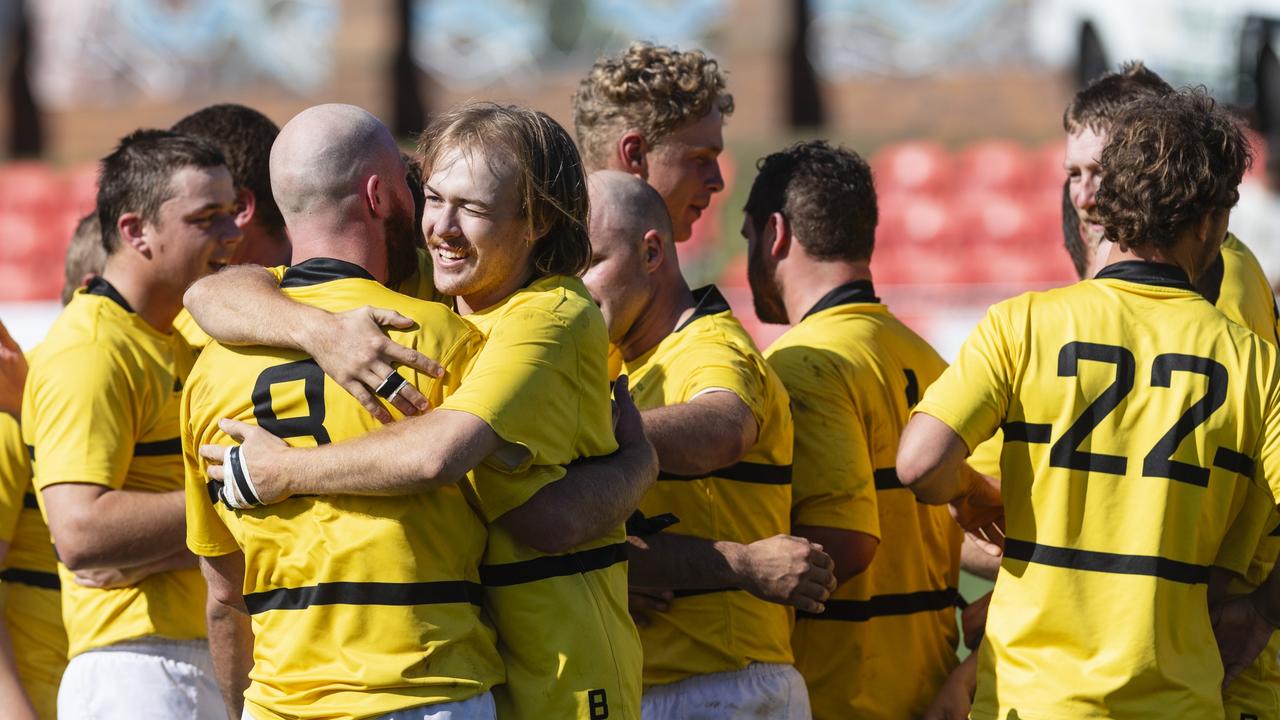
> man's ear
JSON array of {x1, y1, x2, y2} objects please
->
[
  {"x1": 117, "y1": 212, "x2": 151, "y2": 257},
  {"x1": 235, "y1": 187, "x2": 256, "y2": 229},
  {"x1": 641, "y1": 229, "x2": 665, "y2": 273},
  {"x1": 618, "y1": 131, "x2": 649, "y2": 179},
  {"x1": 365, "y1": 174, "x2": 386, "y2": 218},
  {"x1": 768, "y1": 211, "x2": 791, "y2": 260}
]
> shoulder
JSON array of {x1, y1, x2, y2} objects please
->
[{"x1": 498, "y1": 275, "x2": 605, "y2": 338}]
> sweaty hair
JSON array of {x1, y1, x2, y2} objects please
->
[
  {"x1": 402, "y1": 151, "x2": 427, "y2": 248},
  {"x1": 744, "y1": 140, "x2": 878, "y2": 262},
  {"x1": 61, "y1": 212, "x2": 107, "y2": 306},
  {"x1": 96, "y1": 128, "x2": 227, "y2": 253},
  {"x1": 1093, "y1": 89, "x2": 1251, "y2": 251},
  {"x1": 172, "y1": 103, "x2": 284, "y2": 238},
  {"x1": 572, "y1": 42, "x2": 734, "y2": 170},
  {"x1": 1063, "y1": 61, "x2": 1173, "y2": 134},
  {"x1": 417, "y1": 102, "x2": 591, "y2": 277},
  {"x1": 1061, "y1": 179, "x2": 1088, "y2": 279}
]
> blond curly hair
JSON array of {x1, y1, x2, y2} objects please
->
[{"x1": 572, "y1": 42, "x2": 734, "y2": 170}]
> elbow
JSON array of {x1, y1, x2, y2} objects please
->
[
  {"x1": 48, "y1": 517, "x2": 100, "y2": 571},
  {"x1": 835, "y1": 546, "x2": 876, "y2": 585},
  {"x1": 207, "y1": 583, "x2": 246, "y2": 612},
  {"x1": 520, "y1": 522, "x2": 582, "y2": 556},
  {"x1": 502, "y1": 507, "x2": 585, "y2": 556},
  {"x1": 182, "y1": 276, "x2": 211, "y2": 319}
]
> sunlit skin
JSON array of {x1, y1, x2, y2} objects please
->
[
  {"x1": 422, "y1": 147, "x2": 538, "y2": 314},
  {"x1": 1064, "y1": 126, "x2": 1108, "y2": 269},
  {"x1": 145, "y1": 165, "x2": 242, "y2": 297},
  {"x1": 646, "y1": 107, "x2": 726, "y2": 243}
]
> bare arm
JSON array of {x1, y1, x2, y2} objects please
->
[
  {"x1": 0, "y1": 539, "x2": 38, "y2": 720},
  {"x1": 202, "y1": 408, "x2": 508, "y2": 504},
  {"x1": 41, "y1": 484, "x2": 186, "y2": 571},
  {"x1": 641, "y1": 391, "x2": 758, "y2": 476},
  {"x1": 922, "y1": 651, "x2": 978, "y2": 720},
  {"x1": 792, "y1": 524, "x2": 877, "y2": 585},
  {"x1": 898, "y1": 413, "x2": 1005, "y2": 553},
  {"x1": 184, "y1": 265, "x2": 438, "y2": 421},
  {"x1": 200, "y1": 552, "x2": 253, "y2": 720},
  {"x1": 627, "y1": 532, "x2": 836, "y2": 613},
  {"x1": 73, "y1": 547, "x2": 199, "y2": 589},
  {"x1": 961, "y1": 535, "x2": 1001, "y2": 581},
  {"x1": 0, "y1": 320, "x2": 25, "y2": 419}
]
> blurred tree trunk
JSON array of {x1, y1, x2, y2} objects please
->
[
  {"x1": 788, "y1": 0, "x2": 824, "y2": 129},
  {"x1": 9, "y1": 0, "x2": 42, "y2": 157},
  {"x1": 391, "y1": 0, "x2": 427, "y2": 139}
]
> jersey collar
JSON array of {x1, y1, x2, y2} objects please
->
[
  {"x1": 85, "y1": 276, "x2": 135, "y2": 313},
  {"x1": 281, "y1": 258, "x2": 377, "y2": 288},
  {"x1": 802, "y1": 279, "x2": 879, "y2": 320},
  {"x1": 674, "y1": 285, "x2": 732, "y2": 333},
  {"x1": 1094, "y1": 260, "x2": 1195, "y2": 292}
]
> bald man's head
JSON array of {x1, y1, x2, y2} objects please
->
[
  {"x1": 588, "y1": 170, "x2": 673, "y2": 255},
  {"x1": 270, "y1": 104, "x2": 404, "y2": 217}
]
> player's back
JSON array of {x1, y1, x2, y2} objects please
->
[
  {"x1": 770, "y1": 296, "x2": 960, "y2": 720},
  {"x1": 919, "y1": 261, "x2": 1280, "y2": 719},
  {"x1": 182, "y1": 258, "x2": 500, "y2": 719}
]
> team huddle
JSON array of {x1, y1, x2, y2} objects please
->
[{"x1": 0, "y1": 41, "x2": 1278, "y2": 720}]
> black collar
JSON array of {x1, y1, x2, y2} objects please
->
[
  {"x1": 802, "y1": 280, "x2": 879, "y2": 320},
  {"x1": 1094, "y1": 261, "x2": 1195, "y2": 292},
  {"x1": 281, "y1": 258, "x2": 377, "y2": 288},
  {"x1": 85, "y1": 276, "x2": 135, "y2": 313},
  {"x1": 1197, "y1": 252, "x2": 1226, "y2": 305},
  {"x1": 675, "y1": 285, "x2": 732, "y2": 333}
]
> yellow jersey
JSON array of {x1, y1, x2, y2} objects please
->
[
  {"x1": 23, "y1": 278, "x2": 207, "y2": 659},
  {"x1": 437, "y1": 275, "x2": 641, "y2": 720},
  {"x1": 183, "y1": 258, "x2": 499, "y2": 720},
  {"x1": 0, "y1": 410, "x2": 65, "y2": 719},
  {"x1": 622, "y1": 285, "x2": 794, "y2": 687},
  {"x1": 915, "y1": 261, "x2": 1280, "y2": 719},
  {"x1": 172, "y1": 308, "x2": 211, "y2": 353},
  {"x1": 766, "y1": 281, "x2": 962, "y2": 720}
]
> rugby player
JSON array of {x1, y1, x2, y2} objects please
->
[
  {"x1": 23, "y1": 129, "x2": 242, "y2": 718},
  {"x1": 187, "y1": 102, "x2": 655, "y2": 720},
  {"x1": 897, "y1": 88, "x2": 1278, "y2": 719},
  {"x1": 582, "y1": 170, "x2": 831, "y2": 718}
]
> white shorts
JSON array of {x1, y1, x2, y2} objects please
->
[
  {"x1": 641, "y1": 662, "x2": 812, "y2": 720},
  {"x1": 243, "y1": 690, "x2": 496, "y2": 720},
  {"x1": 57, "y1": 637, "x2": 226, "y2": 720}
]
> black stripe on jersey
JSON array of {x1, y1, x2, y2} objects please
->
[
  {"x1": 480, "y1": 542, "x2": 628, "y2": 587},
  {"x1": 873, "y1": 468, "x2": 904, "y2": 490},
  {"x1": 1093, "y1": 261, "x2": 1195, "y2": 291},
  {"x1": 1003, "y1": 538, "x2": 1210, "y2": 584},
  {"x1": 280, "y1": 257, "x2": 377, "y2": 288},
  {"x1": 0, "y1": 568, "x2": 61, "y2": 590},
  {"x1": 85, "y1": 276, "x2": 136, "y2": 312},
  {"x1": 796, "y1": 587, "x2": 960, "y2": 622},
  {"x1": 801, "y1": 280, "x2": 879, "y2": 320},
  {"x1": 658, "y1": 462, "x2": 792, "y2": 485},
  {"x1": 674, "y1": 285, "x2": 732, "y2": 332},
  {"x1": 134, "y1": 438, "x2": 182, "y2": 456},
  {"x1": 1212, "y1": 447, "x2": 1255, "y2": 477},
  {"x1": 22, "y1": 492, "x2": 37, "y2": 510},
  {"x1": 1002, "y1": 422, "x2": 1051, "y2": 443},
  {"x1": 243, "y1": 579, "x2": 483, "y2": 614},
  {"x1": 24, "y1": 444, "x2": 33, "y2": 460},
  {"x1": 671, "y1": 587, "x2": 736, "y2": 598}
]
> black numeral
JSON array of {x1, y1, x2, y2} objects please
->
[
  {"x1": 1049, "y1": 342, "x2": 1135, "y2": 474},
  {"x1": 1042, "y1": 342, "x2": 1233, "y2": 485},
  {"x1": 1142, "y1": 354, "x2": 1227, "y2": 487},
  {"x1": 251, "y1": 359, "x2": 331, "y2": 445},
  {"x1": 904, "y1": 369, "x2": 919, "y2": 408},
  {"x1": 588, "y1": 688, "x2": 609, "y2": 719}
]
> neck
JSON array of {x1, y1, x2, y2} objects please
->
[
  {"x1": 781, "y1": 258, "x2": 873, "y2": 324},
  {"x1": 618, "y1": 273, "x2": 696, "y2": 362},
  {"x1": 458, "y1": 262, "x2": 538, "y2": 315},
  {"x1": 1102, "y1": 240, "x2": 1199, "y2": 281},
  {"x1": 100, "y1": 260, "x2": 182, "y2": 333},
  {"x1": 287, "y1": 216, "x2": 388, "y2": 284}
]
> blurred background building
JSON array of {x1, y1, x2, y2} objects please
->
[{"x1": 3, "y1": 0, "x2": 1280, "y2": 357}]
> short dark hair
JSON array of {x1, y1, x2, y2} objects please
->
[
  {"x1": 402, "y1": 151, "x2": 427, "y2": 248},
  {"x1": 96, "y1": 128, "x2": 227, "y2": 253},
  {"x1": 1061, "y1": 179, "x2": 1088, "y2": 279},
  {"x1": 418, "y1": 102, "x2": 591, "y2": 278},
  {"x1": 1093, "y1": 89, "x2": 1251, "y2": 251},
  {"x1": 1063, "y1": 61, "x2": 1174, "y2": 134},
  {"x1": 172, "y1": 103, "x2": 283, "y2": 237},
  {"x1": 744, "y1": 140, "x2": 877, "y2": 262}
]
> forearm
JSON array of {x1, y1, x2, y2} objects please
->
[
  {"x1": 961, "y1": 535, "x2": 1001, "y2": 581},
  {"x1": 627, "y1": 532, "x2": 746, "y2": 589},
  {"x1": 51, "y1": 489, "x2": 187, "y2": 570},
  {"x1": 641, "y1": 401, "x2": 752, "y2": 476},
  {"x1": 207, "y1": 599, "x2": 253, "y2": 719},
  {"x1": 499, "y1": 441, "x2": 657, "y2": 554},
  {"x1": 0, "y1": 616, "x2": 37, "y2": 720},
  {"x1": 183, "y1": 265, "x2": 321, "y2": 349},
  {"x1": 1249, "y1": 559, "x2": 1280, "y2": 624}
]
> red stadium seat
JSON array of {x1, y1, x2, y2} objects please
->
[
  {"x1": 64, "y1": 162, "x2": 100, "y2": 217},
  {"x1": 949, "y1": 191, "x2": 1034, "y2": 248},
  {"x1": 0, "y1": 162, "x2": 65, "y2": 214},
  {"x1": 871, "y1": 141, "x2": 952, "y2": 196},
  {"x1": 0, "y1": 208, "x2": 53, "y2": 261},
  {"x1": 954, "y1": 140, "x2": 1032, "y2": 195},
  {"x1": 878, "y1": 192, "x2": 955, "y2": 248}
]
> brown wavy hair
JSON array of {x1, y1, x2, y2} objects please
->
[
  {"x1": 572, "y1": 42, "x2": 734, "y2": 170},
  {"x1": 416, "y1": 102, "x2": 591, "y2": 277},
  {"x1": 1093, "y1": 89, "x2": 1251, "y2": 250}
]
